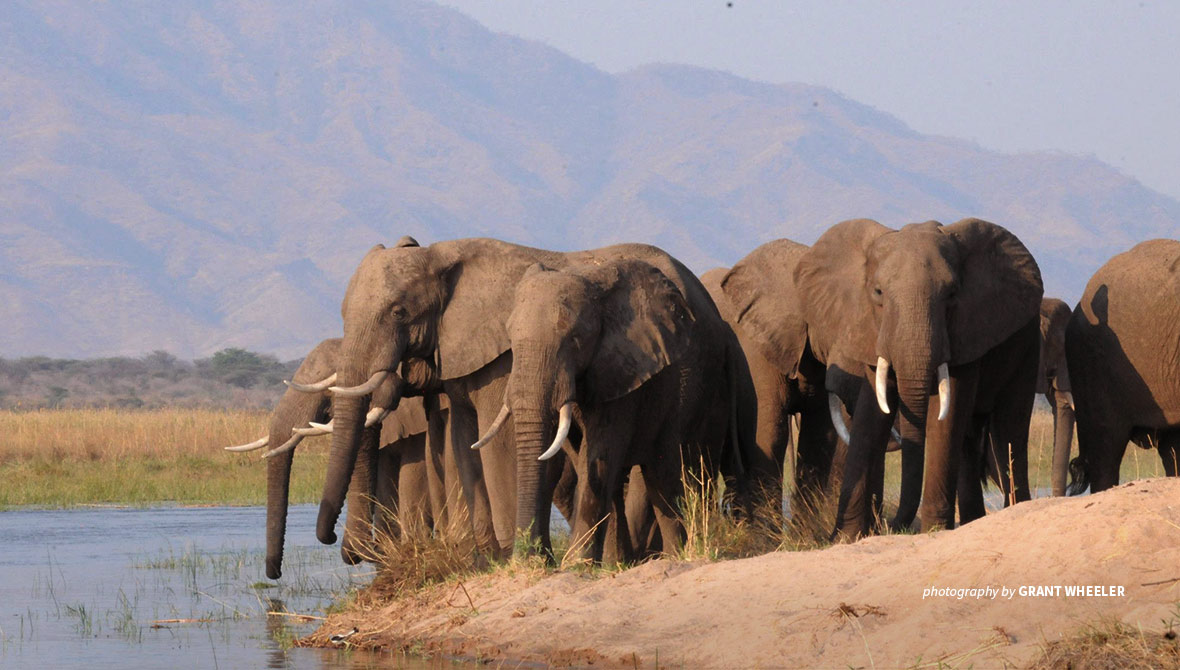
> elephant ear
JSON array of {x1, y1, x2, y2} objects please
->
[
  {"x1": 436, "y1": 240, "x2": 554, "y2": 380},
  {"x1": 793, "y1": 219, "x2": 891, "y2": 373},
  {"x1": 380, "y1": 396, "x2": 429, "y2": 442},
  {"x1": 944, "y1": 218, "x2": 1043, "y2": 365},
  {"x1": 719, "y1": 239, "x2": 810, "y2": 376},
  {"x1": 395, "y1": 236, "x2": 420, "y2": 248},
  {"x1": 584, "y1": 260, "x2": 695, "y2": 404}
]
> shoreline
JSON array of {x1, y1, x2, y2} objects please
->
[{"x1": 300, "y1": 478, "x2": 1180, "y2": 668}]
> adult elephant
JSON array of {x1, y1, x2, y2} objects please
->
[
  {"x1": 1066, "y1": 239, "x2": 1180, "y2": 494},
  {"x1": 1039, "y1": 298, "x2": 1076, "y2": 496},
  {"x1": 225, "y1": 338, "x2": 448, "y2": 579},
  {"x1": 472, "y1": 260, "x2": 733, "y2": 561},
  {"x1": 319, "y1": 237, "x2": 747, "y2": 559},
  {"x1": 794, "y1": 218, "x2": 1042, "y2": 538},
  {"x1": 701, "y1": 245, "x2": 842, "y2": 518}
]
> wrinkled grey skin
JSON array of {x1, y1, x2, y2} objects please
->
[
  {"x1": 321, "y1": 237, "x2": 749, "y2": 560},
  {"x1": 259, "y1": 338, "x2": 446, "y2": 580},
  {"x1": 792, "y1": 219, "x2": 1042, "y2": 538},
  {"x1": 503, "y1": 260, "x2": 733, "y2": 561},
  {"x1": 1066, "y1": 240, "x2": 1180, "y2": 494},
  {"x1": 1038, "y1": 298, "x2": 1076, "y2": 496},
  {"x1": 705, "y1": 251, "x2": 843, "y2": 519}
]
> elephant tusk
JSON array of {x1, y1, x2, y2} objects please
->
[
  {"x1": 262, "y1": 433, "x2": 305, "y2": 459},
  {"x1": 329, "y1": 370, "x2": 389, "y2": 397},
  {"x1": 828, "y1": 394, "x2": 851, "y2": 444},
  {"x1": 364, "y1": 406, "x2": 389, "y2": 427},
  {"x1": 293, "y1": 422, "x2": 332, "y2": 437},
  {"x1": 937, "y1": 362, "x2": 951, "y2": 421},
  {"x1": 875, "y1": 357, "x2": 891, "y2": 414},
  {"x1": 471, "y1": 404, "x2": 511, "y2": 450},
  {"x1": 224, "y1": 436, "x2": 268, "y2": 452},
  {"x1": 538, "y1": 403, "x2": 573, "y2": 461},
  {"x1": 284, "y1": 373, "x2": 338, "y2": 393},
  {"x1": 1062, "y1": 391, "x2": 1075, "y2": 412}
]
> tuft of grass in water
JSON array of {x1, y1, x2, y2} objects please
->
[
  {"x1": 1028, "y1": 607, "x2": 1180, "y2": 670},
  {"x1": 0, "y1": 408, "x2": 331, "y2": 507}
]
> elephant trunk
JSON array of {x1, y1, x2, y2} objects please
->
[
  {"x1": 264, "y1": 436, "x2": 296, "y2": 580},
  {"x1": 886, "y1": 309, "x2": 943, "y2": 531},
  {"x1": 340, "y1": 424, "x2": 380, "y2": 564},
  {"x1": 891, "y1": 369, "x2": 933, "y2": 530},
  {"x1": 1049, "y1": 389, "x2": 1076, "y2": 496},
  {"x1": 317, "y1": 324, "x2": 405, "y2": 545},
  {"x1": 513, "y1": 409, "x2": 548, "y2": 540}
]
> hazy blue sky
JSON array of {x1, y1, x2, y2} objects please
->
[{"x1": 437, "y1": 0, "x2": 1180, "y2": 201}]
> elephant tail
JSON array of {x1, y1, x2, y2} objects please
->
[{"x1": 1065, "y1": 456, "x2": 1089, "y2": 496}]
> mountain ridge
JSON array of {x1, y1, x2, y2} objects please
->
[{"x1": 2, "y1": 0, "x2": 1177, "y2": 359}]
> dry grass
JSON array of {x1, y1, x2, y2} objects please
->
[
  {"x1": 0, "y1": 408, "x2": 330, "y2": 507},
  {"x1": 1028, "y1": 613, "x2": 1180, "y2": 669},
  {"x1": 364, "y1": 511, "x2": 479, "y2": 597}
]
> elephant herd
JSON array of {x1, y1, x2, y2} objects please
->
[{"x1": 225, "y1": 223, "x2": 1180, "y2": 579}]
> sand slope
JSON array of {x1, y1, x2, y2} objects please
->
[{"x1": 309, "y1": 478, "x2": 1180, "y2": 668}]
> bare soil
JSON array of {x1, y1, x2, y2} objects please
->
[{"x1": 304, "y1": 478, "x2": 1180, "y2": 668}]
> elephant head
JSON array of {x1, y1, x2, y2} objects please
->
[
  {"x1": 794, "y1": 218, "x2": 1042, "y2": 528},
  {"x1": 485, "y1": 260, "x2": 694, "y2": 547},
  {"x1": 318, "y1": 236, "x2": 557, "y2": 546},
  {"x1": 1039, "y1": 298, "x2": 1076, "y2": 496},
  {"x1": 223, "y1": 338, "x2": 340, "y2": 580},
  {"x1": 225, "y1": 338, "x2": 416, "y2": 579}
]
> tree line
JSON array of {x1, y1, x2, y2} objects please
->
[{"x1": 0, "y1": 349, "x2": 301, "y2": 410}]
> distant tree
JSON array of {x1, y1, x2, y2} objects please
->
[
  {"x1": 46, "y1": 386, "x2": 69, "y2": 408},
  {"x1": 201, "y1": 348, "x2": 284, "y2": 389}
]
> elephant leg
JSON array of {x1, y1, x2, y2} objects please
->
[
  {"x1": 596, "y1": 458, "x2": 634, "y2": 565},
  {"x1": 474, "y1": 401, "x2": 517, "y2": 557},
  {"x1": 957, "y1": 416, "x2": 988, "y2": 524},
  {"x1": 1048, "y1": 390, "x2": 1076, "y2": 496},
  {"x1": 640, "y1": 455, "x2": 685, "y2": 556},
  {"x1": 866, "y1": 432, "x2": 886, "y2": 532},
  {"x1": 397, "y1": 433, "x2": 432, "y2": 534},
  {"x1": 1158, "y1": 430, "x2": 1180, "y2": 477},
  {"x1": 570, "y1": 452, "x2": 605, "y2": 561},
  {"x1": 552, "y1": 455, "x2": 578, "y2": 524},
  {"x1": 833, "y1": 382, "x2": 895, "y2": 541},
  {"x1": 988, "y1": 338, "x2": 1037, "y2": 507},
  {"x1": 374, "y1": 444, "x2": 401, "y2": 540},
  {"x1": 917, "y1": 363, "x2": 979, "y2": 532},
  {"x1": 793, "y1": 392, "x2": 839, "y2": 514},
  {"x1": 424, "y1": 397, "x2": 449, "y2": 531},
  {"x1": 531, "y1": 446, "x2": 568, "y2": 561},
  {"x1": 624, "y1": 465, "x2": 656, "y2": 558},
  {"x1": 445, "y1": 400, "x2": 498, "y2": 554}
]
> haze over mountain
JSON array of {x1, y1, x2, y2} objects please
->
[{"x1": 3, "y1": 0, "x2": 1178, "y2": 359}]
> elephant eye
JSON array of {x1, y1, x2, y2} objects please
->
[{"x1": 391, "y1": 306, "x2": 408, "y2": 320}]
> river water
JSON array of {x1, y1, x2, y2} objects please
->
[{"x1": 0, "y1": 505, "x2": 453, "y2": 670}]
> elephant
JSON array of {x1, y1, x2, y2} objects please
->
[
  {"x1": 471, "y1": 260, "x2": 733, "y2": 562},
  {"x1": 1038, "y1": 298, "x2": 1076, "y2": 496},
  {"x1": 790, "y1": 218, "x2": 1042, "y2": 538},
  {"x1": 702, "y1": 249, "x2": 843, "y2": 519},
  {"x1": 1065, "y1": 239, "x2": 1180, "y2": 494},
  {"x1": 224, "y1": 337, "x2": 450, "y2": 579},
  {"x1": 318, "y1": 236, "x2": 749, "y2": 559}
]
